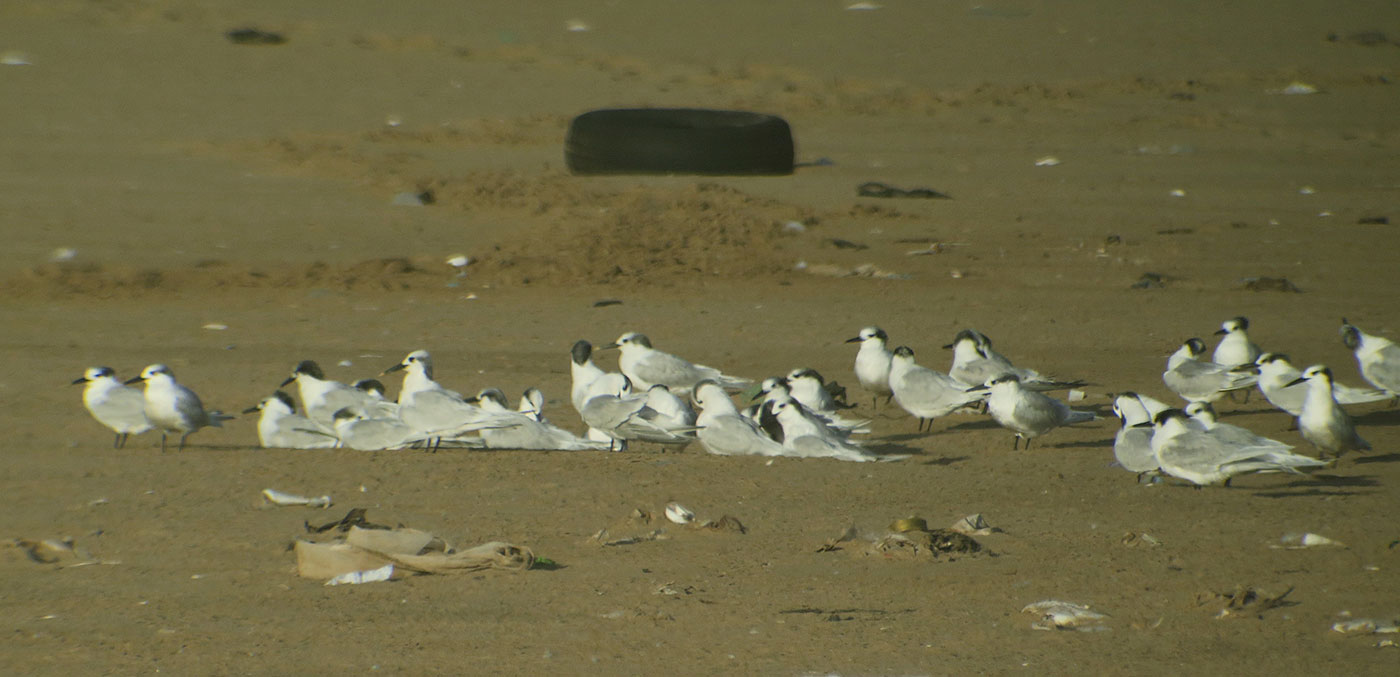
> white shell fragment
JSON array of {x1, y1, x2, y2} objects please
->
[
  {"x1": 564, "y1": 19, "x2": 592, "y2": 32},
  {"x1": 664, "y1": 502, "x2": 696, "y2": 525},
  {"x1": 262, "y1": 488, "x2": 333, "y2": 509},
  {"x1": 202, "y1": 323, "x2": 228, "y2": 331},
  {"x1": 1276, "y1": 81, "x2": 1319, "y2": 95},
  {"x1": 49, "y1": 247, "x2": 77, "y2": 262},
  {"x1": 1023, "y1": 600, "x2": 1110, "y2": 632},
  {"x1": 1169, "y1": 188, "x2": 1186, "y2": 197},
  {"x1": 845, "y1": 2, "x2": 884, "y2": 10},
  {"x1": 1275, "y1": 532, "x2": 1342, "y2": 549},
  {"x1": 1033, "y1": 156, "x2": 1061, "y2": 167},
  {"x1": 1332, "y1": 618, "x2": 1400, "y2": 635},
  {"x1": 0, "y1": 50, "x2": 31, "y2": 66},
  {"x1": 446, "y1": 254, "x2": 470, "y2": 268},
  {"x1": 950, "y1": 513, "x2": 997, "y2": 536},
  {"x1": 325, "y1": 563, "x2": 394, "y2": 586}
]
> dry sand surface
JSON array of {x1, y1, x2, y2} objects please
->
[{"x1": 3, "y1": 1, "x2": 1400, "y2": 674}]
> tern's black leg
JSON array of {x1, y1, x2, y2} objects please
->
[
  {"x1": 159, "y1": 432, "x2": 168, "y2": 454},
  {"x1": 178, "y1": 432, "x2": 192, "y2": 452},
  {"x1": 112, "y1": 433, "x2": 121, "y2": 449}
]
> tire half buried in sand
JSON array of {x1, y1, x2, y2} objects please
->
[{"x1": 564, "y1": 108, "x2": 795, "y2": 176}]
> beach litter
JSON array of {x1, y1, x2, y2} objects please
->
[
  {"x1": 1274, "y1": 532, "x2": 1342, "y2": 549},
  {"x1": 1023, "y1": 600, "x2": 1110, "y2": 632},
  {"x1": 262, "y1": 488, "x2": 333, "y2": 509},
  {"x1": 293, "y1": 509, "x2": 533, "y2": 581}
]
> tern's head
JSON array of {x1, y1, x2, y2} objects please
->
[
  {"x1": 471, "y1": 388, "x2": 510, "y2": 409},
  {"x1": 787, "y1": 367, "x2": 824, "y2": 384},
  {"x1": 1215, "y1": 316, "x2": 1249, "y2": 335},
  {"x1": 353, "y1": 379, "x2": 387, "y2": 399},
  {"x1": 246, "y1": 391, "x2": 297, "y2": 415},
  {"x1": 692, "y1": 379, "x2": 727, "y2": 408},
  {"x1": 1112, "y1": 392, "x2": 1150, "y2": 426},
  {"x1": 592, "y1": 372, "x2": 631, "y2": 397},
  {"x1": 757, "y1": 377, "x2": 789, "y2": 401},
  {"x1": 1172, "y1": 338, "x2": 1208, "y2": 360},
  {"x1": 1339, "y1": 320, "x2": 1362, "y2": 351},
  {"x1": 769, "y1": 396, "x2": 802, "y2": 421},
  {"x1": 73, "y1": 366, "x2": 117, "y2": 385},
  {"x1": 1248, "y1": 352, "x2": 1290, "y2": 375},
  {"x1": 1184, "y1": 401, "x2": 1217, "y2": 425},
  {"x1": 604, "y1": 332, "x2": 651, "y2": 351},
  {"x1": 988, "y1": 373, "x2": 1022, "y2": 388},
  {"x1": 331, "y1": 407, "x2": 363, "y2": 425},
  {"x1": 126, "y1": 364, "x2": 172, "y2": 384},
  {"x1": 1287, "y1": 364, "x2": 1334, "y2": 389},
  {"x1": 846, "y1": 326, "x2": 887, "y2": 345},
  {"x1": 570, "y1": 340, "x2": 594, "y2": 365},
  {"x1": 891, "y1": 345, "x2": 915, "y2": 361},
  {"x1": 966, "y1": 372, "x2": 1019, "y2": 394},
  {"x1": 281, "y1": 360, "x2": 324, "y2": 386},
  {"x1": 1149, "y1": 408, "x2": 1192, "y2": 432},
  {"x1": 384, "y1": 349, "x2": 433, "y2": 377},
  {"x1": 942, "y1": 329, "x2": 976, "y2": 351}
]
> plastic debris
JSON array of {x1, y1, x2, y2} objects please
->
[
  {"x1": 262, "y1": 488, "x2": 333, "y2": 509},
  {"x1": 1332, "y1": 613, "x2": 1400, "y2": 637},
  {"x1": 1, "y1": 50, "x2": 32, "y2": 65},
  {"x1": 1277, "y1": 81, "x2": 1318, "y2": 95},
  {"x1": 950, "y1": 514, "x2": 999, "y2": 536},
  {"x1": 325, "y1": 563, "x2": 394, "y2": 586},
  {"x1": 1275, "y1": 532, "x2": 1342, "y2": 549},
  {"x1": 664, "y1": 502, "x2": 695, "y2": 525},
  {"x1": 1196, "y1": 585, "x2": 1295, "y2": 619},
  {"x1": 1023, "y1": 600, "x2": 1110, "y2": 632}
]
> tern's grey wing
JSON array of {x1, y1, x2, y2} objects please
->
[
  {"x1": 699, "y1": 415, "x2": 785, "y2": 457},
  {"x1": 1114, "y1": 427, "x2": 1159, "y2": 472},
  {"x1": 1261, "y1": 382, "x2": 1307, "y2": 416},
  {"x1": 898, "y1": 367, "x2": 979, "y2": 415},
  {"x1": 1362, "y1": 345, "x2": 1400, "y2": 393},
  {"x1": 341, "y1": 419, "x2": 414, "y2": 451},
  {"x1": 308, "y1": 387, "x2": 375, "y2": 427},
  {"x1": 483, "y1": 417, "x2": 608, "y2": 451},
  {"x1": 93, "y1": 387, "x2": 153, "y2": 433},
  {"x1": 629, "y1": 352, "x2": 712, "y2": 389},
  {"x1": 951, "y1": 360, "x2": 1005, "y2": 388},
  {"x1": 784, "y1": 435, "x2": 876, "y2": 462},
  {"x1": 1206, "y1": 424, "x2": 1291, "y2": 452},
  {"x1": 1333, "y1": 383, "x2": 1391, "y2": 405},
  {"x1": 174, "y1": 385, "x2": 211, "y2": 430},
  {"x1": 1161, "y1": 432, "x2": 1278, "y2": 473},
  {"x1": 400, "y1": 390, "x2": 493, "y2": 434},
  {"x1": 271, "y1": 422, "x2": 339, "y2": 450},
  {"x1": 1011, "y1": 393, "x2": 1070, "y2": 435},
  {"x1": 581, "y1": 396, "x2": 649, "y2": 431}
]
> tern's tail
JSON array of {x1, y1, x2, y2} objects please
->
[
  {"x1": 716, "y1": 375, "x2": 754, "y2": 393},
  {"x1": 1064, "y1": 409, "x2": 1097, "y2": 425},
  {"x1": 1026, "y1": 378, "x2": 1089, "y2": 392},
  {"x1": 207, "y1": 411, "x2": 235, "y2": 427}
]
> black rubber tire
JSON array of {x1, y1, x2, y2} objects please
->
[{"x1": 565, "y1": 108, "x2": 794, "y2": 176}]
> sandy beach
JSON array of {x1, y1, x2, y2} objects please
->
[{"x1": 3, "y1": 1, "x2": 1399, "y2": 674}]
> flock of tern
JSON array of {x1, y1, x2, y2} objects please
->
[{"x1": 74, "y1": 318, "x2": 1395, "y2": 486}]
